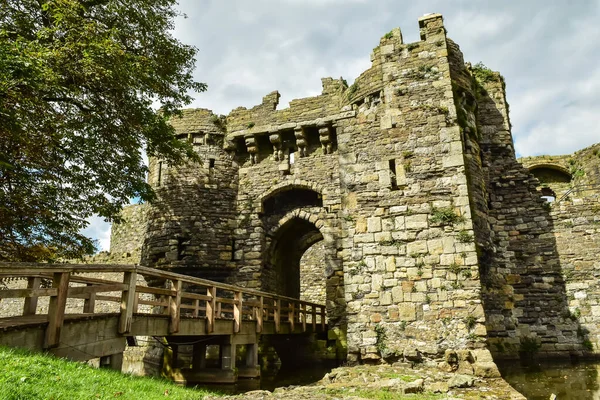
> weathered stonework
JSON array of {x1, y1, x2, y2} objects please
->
[
  {"x1": 100, "y1": 14, "x2": 600, "y2": 365},
  {"x1": 518, "y1": 143, "x2": 600, "y2": 355}
]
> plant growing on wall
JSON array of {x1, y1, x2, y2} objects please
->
[
  {"x1": 430, "y1": 207, "x2": 465, "y2": 226},
  {"x1": 375, "y1": 324, "x2": 387, "y2": 354},
  {"x1": 456, "y1": 230, "x2": 474, "y2": 243}
]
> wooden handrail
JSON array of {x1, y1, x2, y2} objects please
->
[{"x1": 0, "y1": 262, "x2": 327, "y2": 345}]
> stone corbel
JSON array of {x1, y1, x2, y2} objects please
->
[
  {"x1": 318, "y1": 124, "x2": 333, "y2": 154},
  {"x1": 244, "y1": 135, "x2": 258, "y2": 164},
  {"x1": 269, "y1": 131, "x2": 283, "y2": 161},
  {"x1": 294, "y1": 126, "x2": 307, "y2": 157}
]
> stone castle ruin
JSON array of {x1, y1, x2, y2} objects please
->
[{"x1": 103, "y1": 14, "x2": 600, "y2": 365}]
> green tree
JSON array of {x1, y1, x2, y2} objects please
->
[{"x1": 0, "y1": 0, "x2": 205, "y2": 261}]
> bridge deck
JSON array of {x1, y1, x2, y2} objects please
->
[{"x1": 0, "y1": 263, "x2": 326, "y2": 363}]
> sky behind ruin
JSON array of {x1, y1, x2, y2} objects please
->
[{"x1": 85, "y1": 0, "x2": 600, "y2": 251}]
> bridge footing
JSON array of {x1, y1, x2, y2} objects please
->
[
  {"x1": 163, "y1": 335, "x2": 261, "y2": 385},
  {"x1": 100, "y1": 352, "x2": 123, "y2": 371}
]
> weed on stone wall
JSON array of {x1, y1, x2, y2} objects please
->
[
  {"x1": 456, "y1": 230, "x2": 474, "y2": 243},
  {"x1": 430, "y1": 207, "x2": 465, "y2": 226},
  {"x1": 519, "y1": 336, "x2": 541, "y2": 356},
  {"x1": 375, "y1": 324, "x2": 387, "y2": 354}
]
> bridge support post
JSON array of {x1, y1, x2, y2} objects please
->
[
  {"x1": 220, "y1": 342, "x2": 236, "y2": 371},
  {"x1": 100, "y1": 352, "x2": 123, "y2": 371},
  {"x1": 192, "y1": 343, "x2": 207, "y2": 370},
  {"x1": 237, "y1": 342, "x2": 260, "y2": 379}
]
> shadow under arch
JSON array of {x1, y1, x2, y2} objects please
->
[
  {"x1": 265, "y1": 216, "x2": 324, "y2": 298},
  {"x1": 257, "y1": 180, "x2": 326, "y2": 214}
]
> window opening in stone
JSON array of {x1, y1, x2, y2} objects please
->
[
  {"x1": 230, "y1": 238, "x2": 236, "y2": 261},
  {"x1": 177, "y1": 237, "x2": 186, "y2": 261},
  {"x1": 209, "y1": 158, "x2": 215, "y2": 169},
  {"x1": 541, "y1": 186, "x2": 556, "y2": 203},
  {"x1": 157, "y1": 161, "x2": 163, "y2": 186},
  {"x1": 389, "y1": 159, "x2": 398, "y2": 190}
]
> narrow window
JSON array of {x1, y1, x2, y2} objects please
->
[
  {"x1": 209, "y1": 158, "x2": 215, "y2": 169},
  {"x1": 389, "y1": 159, "x2": 398, "y2": 190},
  {"x1": 177, "y1": 237, "x2": 186, "y2": 260},
  {"x1": 230, "y1": 238, "x2": 236, "y2": 261},
  {"x1": 157, "y1": 161, "x2": 163, "y2": 186}
]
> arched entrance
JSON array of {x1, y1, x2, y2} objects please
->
[
  {"x1": 265, "y1": 216, "x2": 324, "y2": 299},
  {"x1": 258, "y1": 185, "x2": 345, "y2": 329}
]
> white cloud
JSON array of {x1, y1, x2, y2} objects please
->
[
  {"x1": 81, "y1": 216, "x2": 111, "y2": 252},
  {"x1": 82, "y1": 0, "x2": 600, "y2": 246}
]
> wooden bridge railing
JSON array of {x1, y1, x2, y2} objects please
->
[{"x1": 0, "y1": 263, "x2": 326, "y2": 348}]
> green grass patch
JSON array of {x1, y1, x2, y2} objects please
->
[
  {"x1": 0, "y1": 346, "x2": 218, "y2": 400},
  {"x1": 324, "y1": 387, "x2": 443, "y2": 399}
]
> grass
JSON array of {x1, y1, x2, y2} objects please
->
[
  {"x1": 0, "y1": 346, "x2": 218, "y2": 400},
  {"x1": 324, "y1": 388, "x2": 444, "y2": 399}
]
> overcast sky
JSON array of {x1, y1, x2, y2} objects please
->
[{"x1": 85, "y1": 0, "x2": 600, "y2": 251}]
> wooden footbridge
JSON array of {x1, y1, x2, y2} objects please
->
[{"x1": 0, "y1": 263, "x2": 327, "y2": 383}]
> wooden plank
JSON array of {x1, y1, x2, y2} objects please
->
[
  {"x1": 136, "y1": 298, "x2": 169, "y2": 307},
  {"x1": 68, "y1": 283, "x2": 128, "y2": 296},
  {"x1": 312, "y1": 305, "x2": 316, "y2": 331},
  {"x1": 320, "y1": 306, "x2": 326, "y2": 330},
  {"x1": 0, "y1": 288, "x2": 57, "y2": 299},
  {"x1": 92, "y1": 295, "x2": 121, "y2": 303},
  {"x1": 83, "y1": 284, "x2": 96, "y2": 314},
  {"x1": 179, "y1": 292, "x2": 211, "y2": 301},
  {"x1": 274, "y1": 299, "x2": 281, "y2": 333},
  {"x1": 118, "y1": 271, "x2": 137, "y2": 334},
  {"x1": 206, "y1": 286, "x2": 216, "y2": 333},
  {"x1": 0, "y1": 262, "x2": 136, "y2": 274},
  {"x1": 216, "y1": 298, "x2": 236, "y2": 305},
  {"x1": 288, "y1": 302, "x2": 295, "y2": 332},
  {"x1": 135, "y1": 286, "x2": 176, "y2": 296},
  {"x1": 22, "y1": 277, "x2": 41, "y2": 316},
  {"x1": 301, "y1": 303, "x2": 306, "y2": 332},
  {"x1": 169, "y1": 280, "x2": 182, "y2": 334},
  {"x1": 181, "y1": 303, "x2": 206, "y2": 311},
  {"x1": 44, "y1": 272, "x2": 70, "y2": 348},
  {"x1": 243, "y1": 300, "x2": 261, "y2": 307},
  {"x1": 68, "y1": 275, "x2": 122, "y2": 285},
  {"x1": 233, "y1": 291, "x2": 242, "y2": 333},
  {"x1": 192, "y1": 299, "x2": 200, "y2": 317},
  {"x1": 256, "y1": 296, "x2": 263, "y2": 333}
]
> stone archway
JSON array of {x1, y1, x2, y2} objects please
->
[
  {"x1": 258, "y1": 185, "x2": 345, "y2": 329},
  {"x1": 265, "y1": 216, "x2": 324, "y2": 299}
]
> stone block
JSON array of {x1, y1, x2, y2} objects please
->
[
  {"x1": 367, "y1": 217, "x2": 382, "y2": 232},
  {"x1": 405, "y1": 214, "x2": 428, "y2": 229},
  {"x1": 392, "y1": 286, "x2": 404, "y2": 303},
  {"x1": 473, "y1": 362, "x2": 501, "y2": 378},
  {"x1": 406, "y1": 240, "x2": 428, "y2": 255}
]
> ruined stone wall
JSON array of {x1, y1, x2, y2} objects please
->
[
  {"x1": 300, "y1": 242, "x2": 328, "y2": 305},
  {"x1": 470, "y1": 67, "x2": 586, "y2": 358},
  {"x1": 108, "y1": 204, "x2": 147, "y2": 263},
  {"x1": 521, "y1": 144, "x2": 600, "y2": 353}
]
